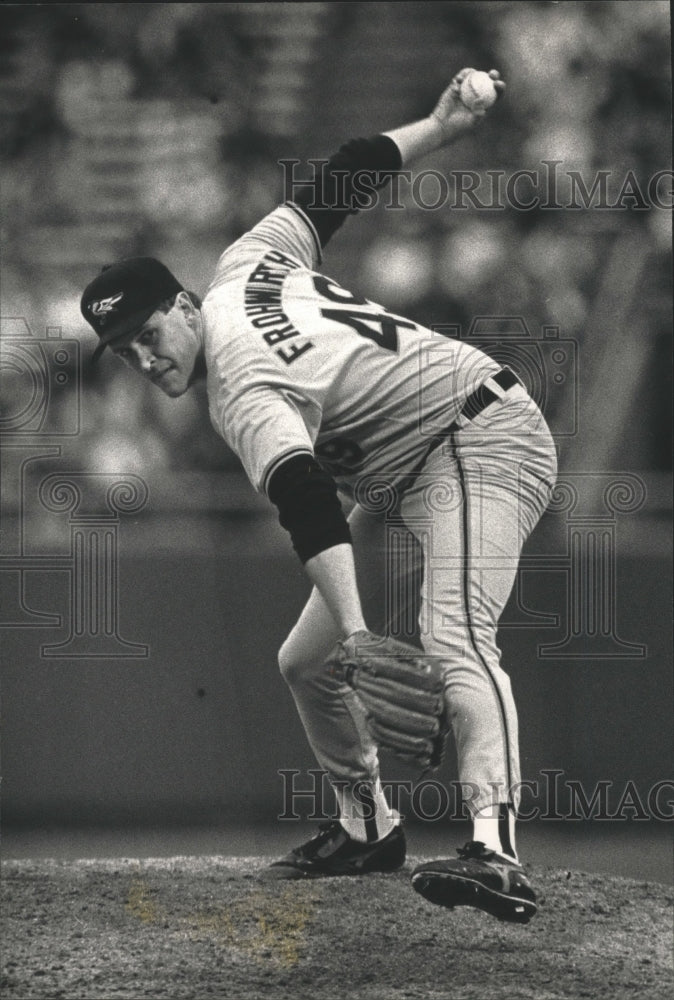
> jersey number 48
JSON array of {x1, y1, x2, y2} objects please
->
[{"x1": 313, "y1": 275, "x2": 416, "y2": 352}]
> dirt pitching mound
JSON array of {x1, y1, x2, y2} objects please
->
[{"x1": 2, "y1": 856, "x2": 672, "y2": 1000}]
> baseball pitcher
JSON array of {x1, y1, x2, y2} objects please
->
[{"x1": 81, "y1": 69, "x2": 557, "y2": 923}]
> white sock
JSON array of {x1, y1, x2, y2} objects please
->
[
  {"x1": 473, "y1": 809, "x2": 502, "y2": 853},
  {"x1": 336, "y1": 778, "x2": 400, "y2": 843},
  {"x1": 473, "y1": 804, "x2": 518, "y2": 861}
]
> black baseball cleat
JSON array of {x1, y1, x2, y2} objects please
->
[
  {"x1": 259, "y1": 821, "x2": 406, "y2": 880},
  {"x1": 411, "y1": 841, "x2": 537, "y2": 924}
]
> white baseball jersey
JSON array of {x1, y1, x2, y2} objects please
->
[{"x1": 201, "y1": 203, "x2": 501, "y2": 495}]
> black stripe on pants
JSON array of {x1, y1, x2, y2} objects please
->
[{"x1": 450, "y1": 431, "x2": 514, "y2": 807}]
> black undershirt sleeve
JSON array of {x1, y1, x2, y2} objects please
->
[
  {"x1": 266, "y1": 453, "x2": 351, "y2": 564},
  {"x1": 290, "y1": 134, "x2": 403, "y2": 249},
  {"x1": 269, "y1": 137, "x2": 402, "y2": 556}
]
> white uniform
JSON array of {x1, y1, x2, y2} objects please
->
[
  {"x1": 203, "y1": 204, "x2": 501, "y2": 495},
  {"x1": 202, "y1": 201, "x2": 558, "y2": 841}
]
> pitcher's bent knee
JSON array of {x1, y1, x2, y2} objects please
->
[{"x1": 277, "y1": 639, "x2": 311, "y2": 688}]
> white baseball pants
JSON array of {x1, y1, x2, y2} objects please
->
[{"x1": 278, "y1": 384, "x2": 557, "y2": 827}]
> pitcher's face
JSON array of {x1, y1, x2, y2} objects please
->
[{"x1": 112, "y1": 295, "x2": 202, "y2": 398}]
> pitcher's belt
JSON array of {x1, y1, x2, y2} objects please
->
[{"x1": 459, "y1": 367, "x2": 521, "y2": 423}]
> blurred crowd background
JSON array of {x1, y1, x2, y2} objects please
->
[{"x1": 1, "y1": 1, "x2": 671, "y2": 496}]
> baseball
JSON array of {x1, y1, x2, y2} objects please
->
[{"x1": 460, "y1": 70, "x2": 498, "y2": 111}]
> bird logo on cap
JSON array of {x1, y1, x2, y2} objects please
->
[{"x1": 90, "y1": 292, "x2": 124, "y2": 324}]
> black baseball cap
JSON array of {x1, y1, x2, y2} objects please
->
[{"x1": 81, "y1": 257, "x2": 184, "y2": 363}]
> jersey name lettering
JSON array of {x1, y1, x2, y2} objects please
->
[{"x1": 244, "y1": 250, "x2": 314, "y2": 365}]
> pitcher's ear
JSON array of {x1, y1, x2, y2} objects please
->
[{"x1": 177, "y1": 291, "x2": 195, "y2": 323}]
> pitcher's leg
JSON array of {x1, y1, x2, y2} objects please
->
[
  {"x1": 404, "y1": 448, "x2": 523, "y2": 820},
  {"x1": 401, "y1": 422, "x2": 554, "y2": 856},
  {"x1": 410, "y1": 394, "x2": 557, "y2": 919},
  {"x1": 429, "y1": 461, "x2": 523, "y2": 851},
  {"x1": 277, "y1": 504, "x2": 400, "y2": 842}
]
